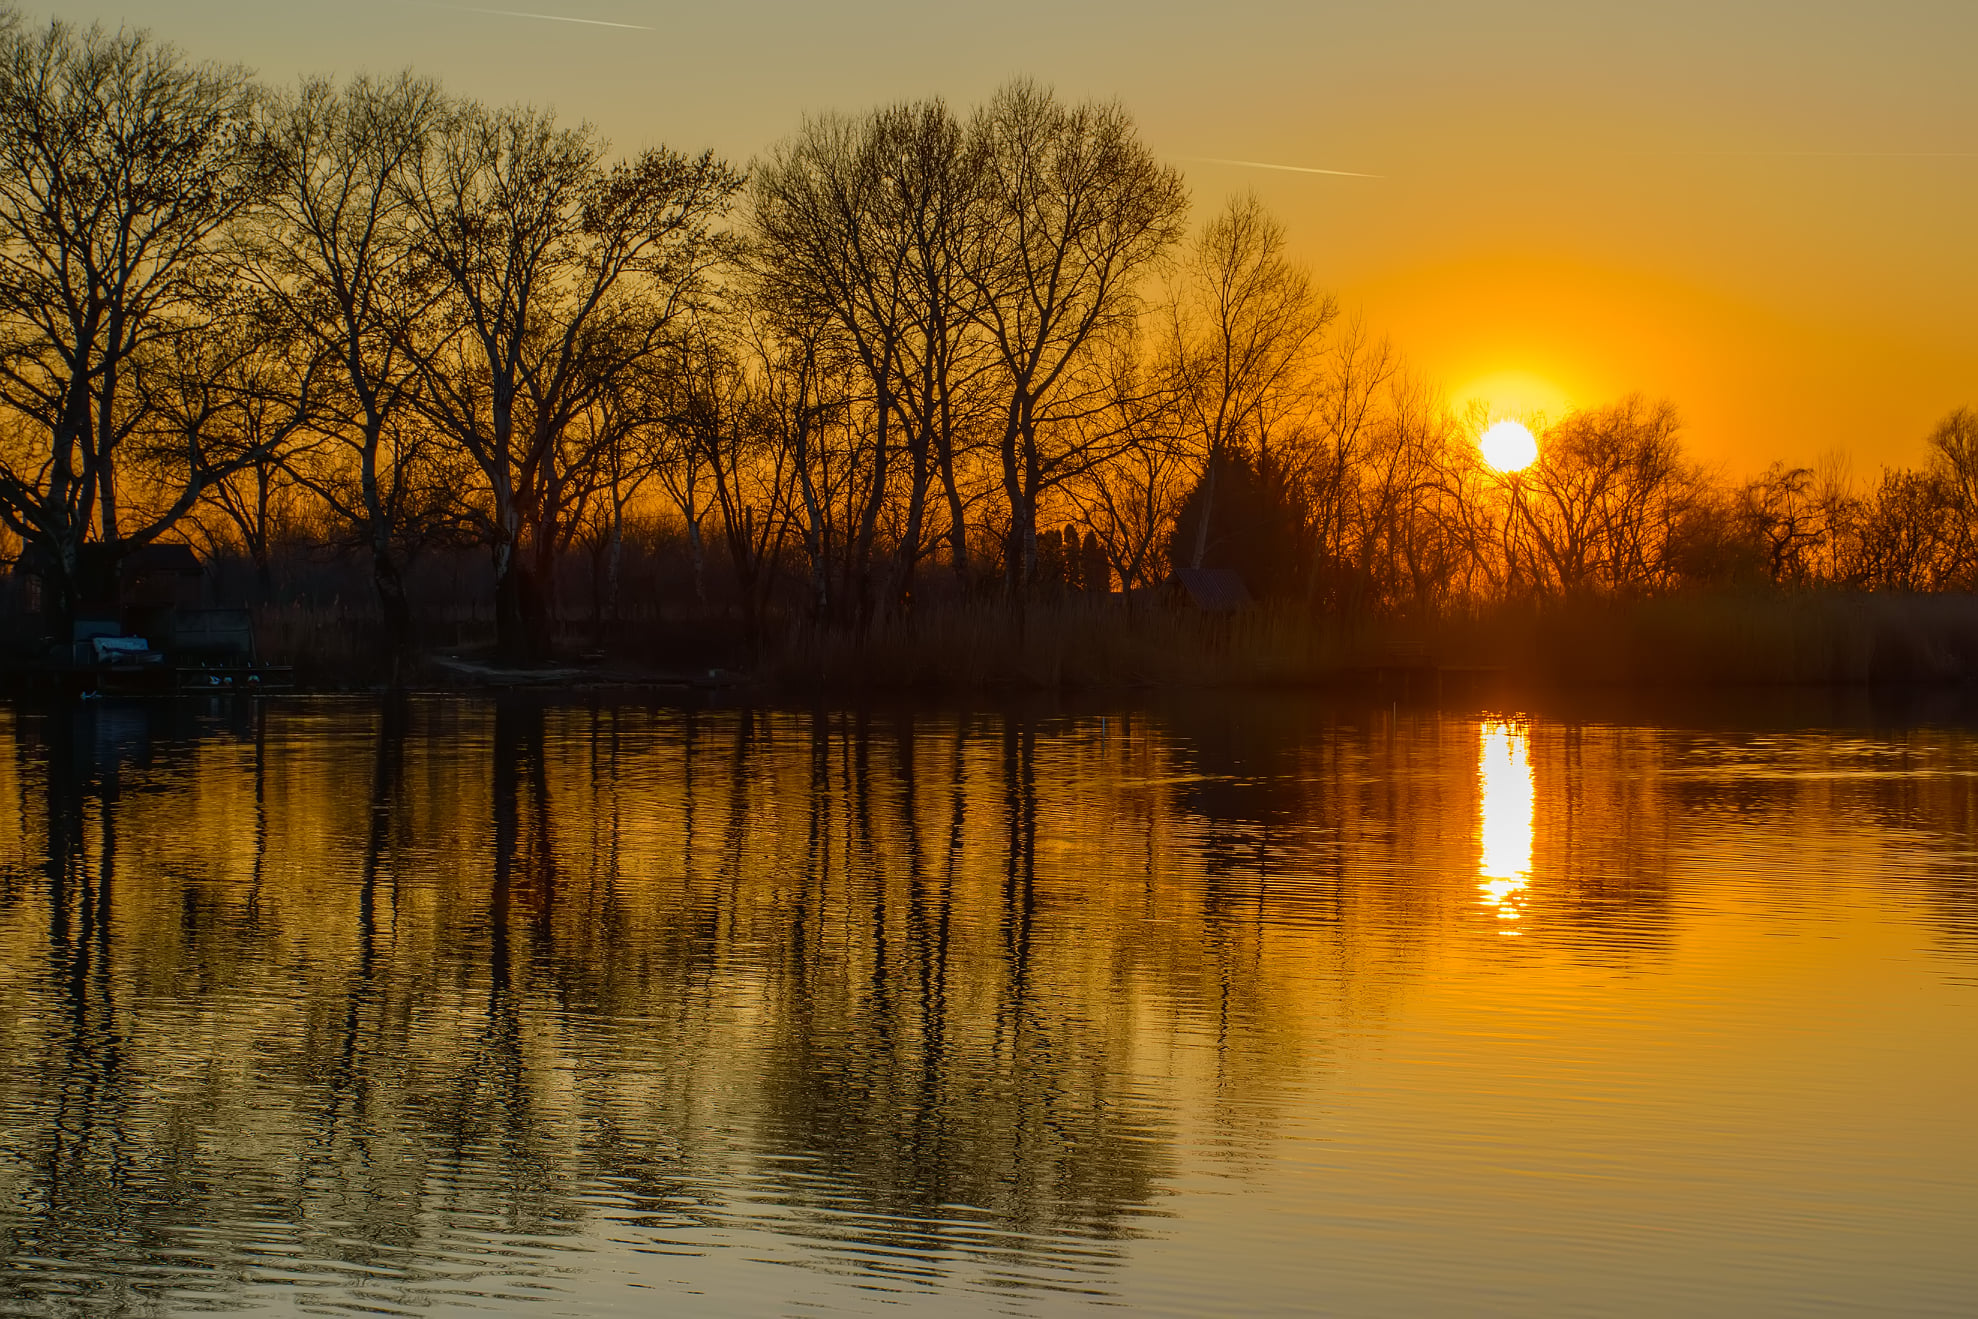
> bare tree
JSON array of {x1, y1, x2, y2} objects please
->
[
  {"x1": 742, "y1": 311, "x2": 852, "y2": 622},
  {"x1": 748, "y1": 113, "x2": 902, "y2": 629},
  {"x1": 247, "y1": 73, "x2": 447, "y2": 660},
  {"x1": 1066, "y1": 355, "x2": 1189, "y2": 593},
  {"x1": 1510, "y1": 396, "x2": 1702, "y2": 596},
  {"x1": 404, "y1": 99, "x2": 740, "y2": 661},
  {"x1": 569, "y1": 362, "x2": 673, "y2": 641},
  {"x1": 1853, "y1": 466, "x2": 1964, "y2": 591},
  {"x1": 1299, "y1": 318, "x2": 1398, "y2": 606},
  {"x1": 961, "y1": 80, "x2": 1187, "y2": 593},
  {"x1": 1924, "y1": 406, "x2": 1978, "y2": 577},
  {"x1": 0, "y1": 15, "x2": 266, "y2": 627},
  {"x1": 1339, "y1": 373, "x2": 1452, "y2": 613},
  {"x1": 661, "y1": 315, "x2": 795, "y2": 652},
  {"x1": 1737, "y1": 462, "x2": 1826, "y2": 585},
  {"x1": 881, "y1": 102, "x2": 992, "y2": 607},
  {"x1": 750, "y1": 98, "x2": 989, "y2": 624},
  {"x1": 1168, "y1": 193, "x2": 1335, "y2": 570},
  {"x1": 150, "y1": 304, "x2": 321, "y2": 602}
]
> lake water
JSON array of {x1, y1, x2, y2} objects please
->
[{"x1": 0, "y1": 694, "x2": 1973, "y2": 1316}]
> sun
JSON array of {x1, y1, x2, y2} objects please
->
[{"x1": 1479, "y1": 420, "x2": 1538, "y2": 473}]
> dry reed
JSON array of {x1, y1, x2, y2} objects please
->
[
  {"x1": 238, "y1": 589, "x2": 1978, "y2": 693},
  {"x1": 772, "y1": 591, "x2": 1978, "y2": 694}
]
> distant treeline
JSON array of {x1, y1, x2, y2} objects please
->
[{"x1": 0, "y1": 8, "x2": 1973, "y2": 671}]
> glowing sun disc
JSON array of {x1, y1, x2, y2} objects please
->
[{"x1": 1480, "y1": 420, "x2": 1538, "y2": 473}]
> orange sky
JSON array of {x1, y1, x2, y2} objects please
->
[{"x1": 102, "y1": 0, "x2": 1978, "y2": 473}]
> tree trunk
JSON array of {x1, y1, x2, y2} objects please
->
[
  {"x1": 849, "y1": 385, "x2": 894, "y2": 633},
  {"x1": 896, "y1": 448, "x2": 931, "y2": 616},
  {"x1": 938, "y1": 445, "x2": 969, "y2": 592},
  {"x1": 685, "y1": 513, "x2": 707, "y2": 609},
  {"x1": 998, "y1": 410, "x2": 1029, "y2": 595},
  {"x1": 489, "y1": 483, "x2": 552, "y2": 664},
  {"x1": 38, "y1": 536, "x2": 82, "y2": 647},
  {"x1": 492, "y1": 537, "x2": 525, "y2": 664},
  {"x1": 372, "y1": 546, "x2": 414, "y2": 686}
]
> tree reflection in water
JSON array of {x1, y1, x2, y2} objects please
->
[{"x1": 0, "y1": 696, "x2": 1972, "y2": 1313}]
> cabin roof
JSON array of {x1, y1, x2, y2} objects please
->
[
  {"x1": 1170, "y1": 568, "x2": 1254, "y2": 612},
  {"x1": 13, "y1": 541, "x2": 203, "y2": 578},
  {"x1": 122, "y1": 543, "x2": 204, "y2": 576}
]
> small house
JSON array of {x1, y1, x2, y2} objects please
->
[{"x1": 1166, "y1": 568, "x2": 1254, "y2": 613}]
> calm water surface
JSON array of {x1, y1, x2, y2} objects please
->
[{"x1": 0, "y1": 695, "x2": 1972, "y2": 1316}]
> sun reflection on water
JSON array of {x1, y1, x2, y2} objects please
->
[{"x1": 1479, "y1": 720, "x2": 1534, "y2": 930}]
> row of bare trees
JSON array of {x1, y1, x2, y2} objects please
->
[
  {"x1": 0, "y1": 13, "x2": 738, "y2": 664},
  {"x1": 2, "y1": 11, "x2": 1973, "y2": 670},
  {"x1": 1733, "y1": 409, "x2": 1978, "y2": 592}
]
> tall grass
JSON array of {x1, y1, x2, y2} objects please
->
[
  {"x1": 235, "y1": 589, "x2": 1978, "y2": 693},
  {"x1": 772, "y1": 591, "x2": 1978, "y2": 694},
  {"x1": 777, "y1": 600, "x2": 1370, "y2": 692},
  {"x1": 1497, "y1": 591, "x2": 1978, "y2": 686},
  {"x1": 253, "y1": 603, "x2": 392, "y2": 684}
]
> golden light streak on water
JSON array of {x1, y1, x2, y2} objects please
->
[{"x1": 1479, "y1": 720, "x2": 1534, "y2": 930}]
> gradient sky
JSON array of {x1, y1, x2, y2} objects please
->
[{"x1": 85, "y1": 1, "x2": 1978, "y2": 474}]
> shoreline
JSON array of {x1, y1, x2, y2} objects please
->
[{"x1": 15, "y1": 588, "x2": 1978, "y2": 703}]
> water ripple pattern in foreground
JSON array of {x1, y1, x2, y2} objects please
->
[{"x1": 0, "y1": 695, "x2": 1972, "y2": 1316}]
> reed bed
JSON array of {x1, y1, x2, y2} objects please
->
[
  {"x1": 773, "y1": 591, "x2": 1978, "y2": 694},
  {"x1": 232, "y1": 590, "x2": 1978, "y2": 693},
  {"x1": 1500, "y1": 591, "x2": 1978, "y2": 687},
  {"x1": 779, "y1": 601, "x2": 1376, "y2": 692},
  {"x1": 253, "y1": 603, "x2": 393, "y2": 684}
]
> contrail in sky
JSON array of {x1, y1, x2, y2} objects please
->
[
  {"x1": 1643, "y1": 149, "x2": 1978, "y2": 159},
  {"x1": 442, "y1": 6, "x2": 653, "y2": 30},
  {"x1": 1180, "y1": 155, "x2": 1383, "y2": 179}
]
